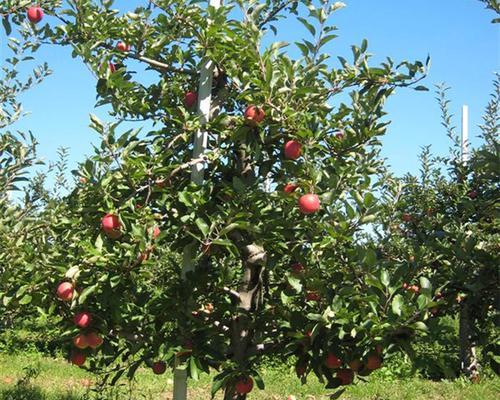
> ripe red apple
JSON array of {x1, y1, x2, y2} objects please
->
[
  {"x1": 335, "y1": 131, "x2": 344, "y2": 140},
  {"x1": 325, "y1": 353, "x2": 342, "y2": 369},
  {"x1": 152, "y1": 361, "x2": 167, "y2": 375},
  {"x1": 116, "y1": 42, "x2": 130, "y2": 52},
  {"x1": 284, "y1": 183, "x2": 298, "y2": 194},
  {"x1": 108, "y1": 62, "x2": 117, "y2": 73},
  {"x1": 402, "y1": 282, "x2": 409, "y2": 290},
  {"x1": 27, "y1": 6, "x2": 44, "y2": 23},
  {"x1": 183, "y1": 91, "x2": 197, "y2": 109},
  {"x1": 366, "y1": 354, "x2": 382, "y2": 370},
  {"x1": 244, "y1": 105, "x2": 265, "y2": 125},
  {"x1": 305, "y1": 291, "x2": 320, "y2": 302},
  {"x1": 79, "y1": 177, "x2": 87, "y2": 184},
  {"x1": 73, "y1": 334, "x2": 89, "y2": 349},
  {"x1": 467, "y1": 190, "x2": 478, "y2": 199},
  {"x1": 291, "y1": 262, "x2": 304, "y2": 274},
  {"x1": 101, "y1": 213, "x2": 122, "y2": 239},
  {"x1": 74, "y1": 311, "x2": 92, "y2": 329},
  {"x1": 287, "y1": 396, "x2": 297, "y2": 400},
  {"x1": 86, "y1": 332, "x2": 103, "y2": 349},
  {"x1": 284, "y1": 140, "x2": 302, "y2": 160},
  {"x1": 57, "y1": 282, "x2": 74, "y2": 301},
  {"x1": 402, "y1": 213, "x2": 412, "y2": 222},
  {"x1": 337, "y1": 368, "x2": 354, "y2": 385},
  {"x1": 410, "y1": 285, "x2": 420, "y2": 294},
  {"x1": 70, "y1": 351, "x2": 86, "y2": 367},
  {"x1": 152, "y1": 226, "x2": 161, "y2": 239},
  {"x1": 295, "y1": 363, "x2": 307, "y2": 377},
  {"x1": 298, "y1": 194, "x2": 320, "y2": 214},
  {"x1": 235, "y1": 376, "x2": 254, "y2": 395}
]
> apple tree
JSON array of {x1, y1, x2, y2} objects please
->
[
  {"x1": 5, "y1": 0, "x2": 433, "y2": 397},
  {"x1": 378, "y1": 80, "x2": 499, "y2": 380}
]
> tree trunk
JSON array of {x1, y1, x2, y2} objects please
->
[
  {"x1": 223, "y1": 244, "x2": 266, "y2": 400},
  {"x1": 459, "y1": 299, "x2": 479, "y2": 380}
]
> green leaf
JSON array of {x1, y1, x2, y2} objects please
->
[
  {"x1": 195, "y1": 218, "x2": 209, "y2": 237},
  {"x1": 391, "y1": 294, "x2": 404, "y2": 316},
  {"x1": 19, "y1": 294, "x2": 32, "y2": 305},
  {"x1": 189, "y1": 356, "x2": 199, "y2": 381},
  {"x1": 381, "y1": 270, "x2": 390, "y2": 287},
  {"x1": 79, "y1": 284, "x2": 98, "y2": 304}
]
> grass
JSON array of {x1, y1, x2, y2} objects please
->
[{"x1": 0, "y1": 352, "x2": 499, "y2": 399}]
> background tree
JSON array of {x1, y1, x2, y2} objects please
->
[{"x1": 379, "y1": 77, "x2": 499, "y2": 380}]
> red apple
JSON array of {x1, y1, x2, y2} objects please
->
[
  {"x1": 57, "y1": 282, "x2": 74, "y2": 301},
  {"x1": 410, "y1": 285, "x2": 420, "y2": 294},
  {"x1": 27, "y1": 6, "x2": 44, "y2": 23},
  {"x1": 305, "y1": 291, "x2": 320, "y2": 302},
  {"x1": 335, "y1": 131, "x2": 344, "y2": 140},
  {"x1": 337, "y1": 368, "x2": 354, "y2": 385},
  {"x1": 86, "y1": 332, "x2": 103, "y2": 349},
  {"x1": 287, "y1": 396, "x2": 297, "y2": 400},
  {"x1": 244, "y1": 105, "x2": 265, "y2": 125},
  {"x1": 109, "y1": 62, "x2": 117, "y2": 73},
  {"x1": 366, "y1": 354, "x2": 382, "y2": 370},
  {"x1": 183, "y1": 91, "x2": 197, "y2": 109},
  {"x1": 74, "y1": 311, "x2": 92, "y2": 329},
  {"x1": 467, "y1": 190, "x2": 478, "y2": 199},
  {"x1": 402, "y1": 213, "x2": 412, "y2": 222},
  {"x1": 291, "y1": 262, "x2": 304, "y2": 274},
  {"x1": 152, "y1": 361, "x2": 167, "y2": 375},
  {"x1": 116, "y1": 42, "x2": 130, "y2": 52},
  {"x1": 70, "y1": 351, "x2": 86, "y2": 367},
  {"x1": 402, "y1": 282, "x2": 409, "y2": 290},
  {"x1": 73, "y1": 334, "x2": 89, "y2": 349},
  {"x1": 298, "y1": 194, "x2": 320, "y2": 214},
  {"x1": 101, "y1": 213, "x2": 122, "y2": 239},
  {"x1": 325, "y1": 353, "x2": 342, "y2": 369},
  {"x1": 284, "y1": 140, "x2": 302, "y2": 160},
  {"x1": 235, "y1": 376, "x2": 254, "y2": 394},
  {"x1": 295, "y1": 363, "x2": 307, "y2": 377},
  {"x1": 284, "y1": 183, "x2": 298, "y2": 194}
]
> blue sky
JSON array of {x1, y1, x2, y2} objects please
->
[{"x1": 2, "y1": 0, "x2": 498, "y2": 181}]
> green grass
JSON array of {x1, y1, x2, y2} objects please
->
[{"x1": 1, "y1": 352, "x2": 499, "y2": 399}]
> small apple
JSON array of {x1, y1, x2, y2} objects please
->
[
  {"x1": 244, "y1": 105, "x2": 265, "y2": 125},
  {"x1": 74, "y1": 311, "x2": 92, "y2": 329},
  {"x1": 235, "y1": 376, "x2": 254, "y2": 394},
  {"x1": 109, "y1": 62, "x2": 117, "y2": 73},
  {"x1": 152, "y1": 226, "x2": 161, "y2": 239},
  {"x1": 291, "y1": 262, "x2": 304, "y2": 274},
  {"x1": 284, "y1": 183, "x2": 298, "y2": 194},
  {"x1": 335, "y1": 131, "x2": 344, "y2": 140},
  {"x1": 73, "y1": 334, "x2": 89, "y2": 350},
  {"x1": 298, "y1": 194, "x2": 320, "y2": 214},
  {"x1": 152, "y1": 361, "x2": 167, "y2": 375},
  {"x1": 402, "y1": 282, "x2": 409, "y2": 290},
  {"x1": 295, "y1": 363, "x2": 307, "y2": 377},
  {"x1": 366, "y1": 354, "x2": 382, "y2": 370},
  {"x1": 410, "y1": 285, "x2": 420, "y2": 294},
  {"x1": 86, "y1": 332, "x2": 103, "y2": 349},
  {"x1": 467, "y1": 190, "x2": 478, "y2": 199},
  {"x1": 183, "y1": 91, "x2": 197, "y2": 109},
  {"x1": 116, "y1": 42, "x2": 130, "y2": 52},
  {"x1": 305, "y1": 291, "x2": 320, "y2": 302},
  {"x1": 284, "y1": 140, "x2": 302, "y2": 160},
  {"x1": 325, "y1": 353, "x2": 342, "y2": 369},
  {"x1": 79, "y1": 177, "x2": 87, "y2": 184},
  {"x1": 402, "y1": 213, "x2": 412, "y2": 222},
  {"x1": 287, "y1": 396, "x2": 297, "y2": 400},
  {"x1": 337, "y1": 368, "x2": 354, "y2": 385},
  {"x1": 101, "y1": 213, "x2": 122, "y2": 239},
  {"x1": 70, "y1": 351, "x2": 86, "y2": 367},
  {"x1": 57, "y1": 282, "x2": 74, "y2": 301},
  {"x1": 27, "y1": 6, "x2": 44, "y2": 23}
]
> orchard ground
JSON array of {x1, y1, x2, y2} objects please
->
[{"x1": 0, "y1": 353, "x2": 499, "y2": 400}]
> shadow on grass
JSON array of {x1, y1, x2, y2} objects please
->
[{"x1": 0, "y1": 385, "x2": 81, "y2": 400}]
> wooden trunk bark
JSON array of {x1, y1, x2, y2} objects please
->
[{"x1": 458, "y1": 300, "x2": 479, "y2": 380}]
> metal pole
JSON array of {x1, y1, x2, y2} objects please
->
[
  {"x1": 173, "y1": 1, "x2": 222, "y2": 399},
  {"x1": 461, "y1": 105, "x2": 469, "y2": 164}
]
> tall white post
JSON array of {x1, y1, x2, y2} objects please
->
[
  {"x1": 173, "y1": 1, "x2": 223, "y2": 399},
  {"x1": 461, "y1": 105, "x2": 469, "y2": 164}
]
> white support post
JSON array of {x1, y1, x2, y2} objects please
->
[
  {"x1": 173, "y1": 1, "x2": 223, "y2": 399},
  {"x1": 461, "y1": 105, "x2": 469, "y2": 164}
]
